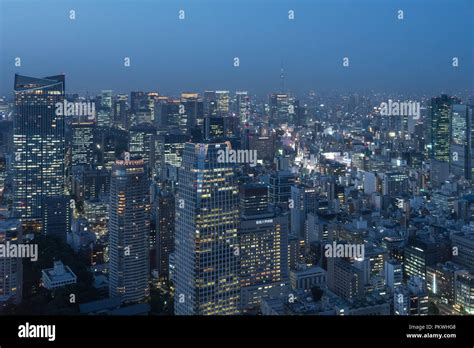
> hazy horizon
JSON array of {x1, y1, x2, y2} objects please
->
[{"x1": 1, "y1": 0, "x2": 473, "y2": 96}]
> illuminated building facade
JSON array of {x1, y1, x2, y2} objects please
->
[
  {"x1": 450, "y1": 104, "x2": 472, "y2": 180},
  {"x1": 174, "y1": 142, "x2": 240, "y2": 315},
  {"x1": 454, "y1": 271, "x2": 474, "y2": 314},
  {"x1": 109, "y1": 159, "x2": 150, "y2": 304},
  {"x1": 71, "y1": 118, "x2": 95, "y2": 166},
  {"x1": 13, "y1": 74, "x2": 66, "y2": 225},
  {"x1": 430, "y1": 95, "x2": 459, "y2": 162},
  {"x1": 235, "y1": 91, "x2": 250, "y2": 123},
  {"x1": 240, "y1": 213, "x2": 289, "y2": 311}
]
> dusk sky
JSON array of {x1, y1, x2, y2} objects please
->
[{"x1": 1, "y1": 0, "x2": 473, "y2": 96}]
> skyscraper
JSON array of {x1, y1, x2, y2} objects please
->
[
  {"x1": 113, "y1": 94, "x2": 128, "y2": 129},
  {"x1": 108, "y1": 158, "x2": 150, "y2": 304},
  {"x1": 129, "y1": 123, "x2": 157, "y2": 166},
  {"x1": 203, "y1": 91, "x2": 217, "y2": 117},
  {"x1": 71, "y1": 118, "x2": 95, "y2": 167},
  {"x1": 13, "y1": 74, "x2": 66, "y2": 227},
  {"x1": 430, "y1": 95, "x2": 460, "y2": 162},
  {"x1": 155, "y1": 130, "x2": 190, "y2": 180},
  {"x1": 290, "y1": 185, "x2": 319, "y2": 238},
  {"x1": 269, "y1": 93, "x2": 294, "y2": 125},
  {"x1": 235, "y1": 91, "x2": 250, "y2": 123},
  {"x1": 155, "y1": 190, "x2": 175, "y2": 280},
  {"x1": 239, "y1": 184, "x2": 289, "y2": 312},
  {"x1": 101, "y1": 90, "x2": 113, "y2": 109},
  {"x1": 43, "y1": 196, "x2": 71, "y2": 242},
  {"x1": 215, "y1": 91, "x2": 230, "y2": 116},
  {"x1": 154, "y1": 98, "x2": 185, "y2": 130},
  {"x1": 174, "y1": 142, "x2": 240, "y2": 315},
  {"x1": 180, "y1": 93, "x2": 204, "y2": 131},
  {"x1": 450, "y1": 104, "x2": 472, "y2": 180}
]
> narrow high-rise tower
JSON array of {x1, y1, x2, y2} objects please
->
[
  {"x1": 109, "y1": 158, "x2": 150, "y2": 304},
  {"x1": 13, "y1": 74, "x2": 66, "y2": 232}
]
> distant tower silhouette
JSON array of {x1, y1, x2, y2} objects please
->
[{"x1": 280, "y1": 59, "x2": 285, "y2": 93}]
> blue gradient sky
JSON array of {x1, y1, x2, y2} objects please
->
[{"x1": 1, "y1": 0, "x2": 473, "y2": 96}]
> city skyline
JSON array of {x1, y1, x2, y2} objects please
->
[{"x1": 1, "y1": 4, "x2": 474, "y2": 346}]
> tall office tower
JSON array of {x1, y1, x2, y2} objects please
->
[
  {"x1": 114, "y1": 94, "x2": 128, "y2": 129},
  {"x1": 290, "y1": 185, "x2": 319, "y2": 238},
  {"x1": 130, "y1": 91, "x2": 146, "y2": 114},
  {"x1": 43, "y1": 196, "x2": 71, "y2": 242},
  {"x1": 470, "y1": 105, "x2": 474, "y2": 181},
  {"x1": 146, "y1": 92, "x2": 159, "y2": 122},
  {"x1": 71, "y1": 118, "x2": 95, "y2": 167},
  {"x1": 174, "y1": 142, "x2": 240, "y2": 315},
  {"x1": 154, "y1": 98, "x2": 187, "y2": 131},
  {"x1": 239, "y1": 184, "x2": 289, "y2": 312},
  {"x1": 293, "y1": 99, "x2": 307, "y2": 127},
  {"x1": 454, "y1": 271, "x2": 474, "y2": 314},
  {"x1": 430, "y1": 95, "x2": 460, "y2": 162},
  {"x1": 0, "y1": 218, "x2": 23, "y2": 308},
  {"x1": 203, "y1": 91, "x2": 217, "y2": 117},
  {"x1": 129, "y1": 91, "x2": 151, "y2": 127},
  {"x1": 235, "y1": 91, "x2": 251, "y2": 123},
  {"x1": 96, "y1": 107, "x2": 112, "y2": 128},
  {"x1": 109, "y1": 159, "x2": 150, "y2": 304},
  {"x1": 101, "y1": 90, "x2": 113, "y2": 109},
  {"x1": 215, "y1": 91, "x2": 230, "y2": 116},
  {"x1": 155, "y1": 131, "x2": 190, "y2": 180},
  {"x1": 129, "y1": 124, "x2": 157, "y2": 166},
  {"x1": 13, "y1": 74, "x2": 66, "y2": 226},
  {"x1": 181, "y1": 93, "x2": 204, "y2": 130},
  {"x1": 269, "y1": 93, "x2": 291, "y2": 125},
  {"x1": 155, "y1": 190, "x2": 175, "y2": 280},
  {"x1": 450, "y1": 104, "x2": 472, "y2": 180}
]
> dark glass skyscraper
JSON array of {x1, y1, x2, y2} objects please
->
[
  {"x1": 155, "y1": 190, "x2": 175, "y2": 280},
  {"x1": 13, "y1": 74, "x2": 66, "y2": 226},
  {"x1": 430, "y1": 95, "x2": 460, "y2": 162}
]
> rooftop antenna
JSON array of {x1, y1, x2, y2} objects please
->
[{"x1": 280, "y1": 58, "x2": 285, "y2": 93}]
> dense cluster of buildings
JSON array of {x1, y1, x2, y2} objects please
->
[{"x1": 0, "y1": 73, "x2": 472, "y2": 315}]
